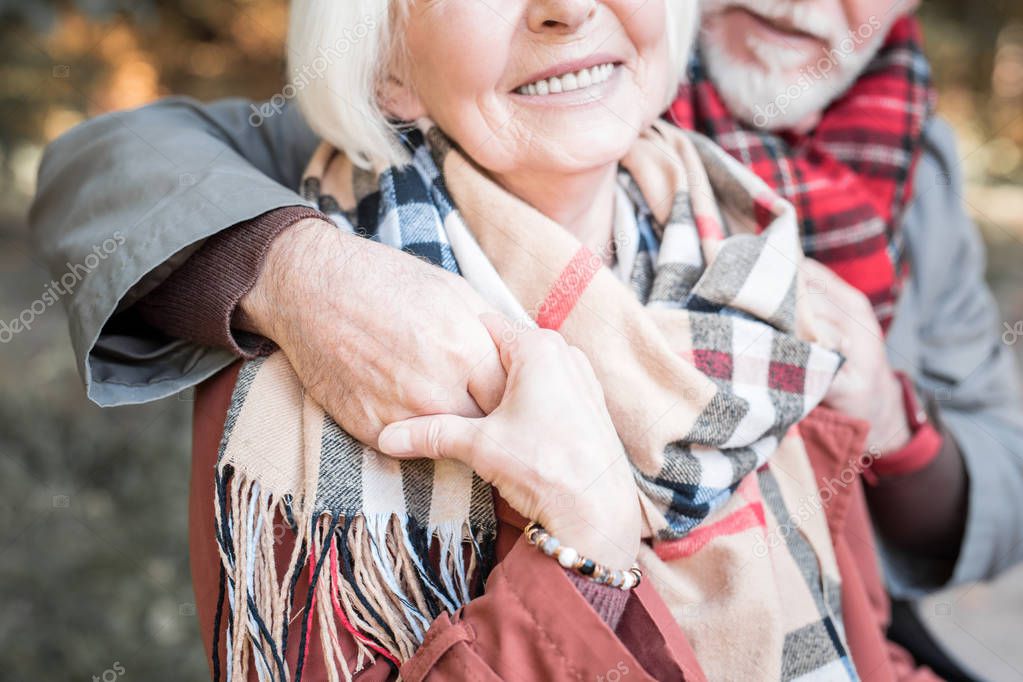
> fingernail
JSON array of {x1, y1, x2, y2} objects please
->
[{"x1": 378, "y1": 426, "x2": 412, "y2": 454}]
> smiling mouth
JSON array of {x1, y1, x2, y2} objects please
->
[{"x1": 514, "y1": 62, "x2": 619, "y2": 96}]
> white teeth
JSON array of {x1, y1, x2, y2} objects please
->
[{"x1": 516, "y1": 62, "x2": 616, "y2": 96}]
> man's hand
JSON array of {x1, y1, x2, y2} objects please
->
[
  {"x1": 802, "y1": 258, "x2": 911, "y2": 453},
  {"x1": 239, "y1": 218, "x2": 507, "y2": 446},
  {"x1": 379, "y1": 315, "x2": 642, "y2": 571}
]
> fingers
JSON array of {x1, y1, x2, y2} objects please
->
[
  {"x1": 802, "y1": 258, "x2": 876, "y2": 328},
  {"x1": 465, "y1": 312, "x2": 509, "y2": 414},
  {"x1": 480, "y1": 313, "x2": 571, "y2": 371},
  {"x1": 811, "y1": 316, "x2": 844, "y2": 354},
  {"x1": 467, "y1": 351, "x2": 506, "y2": 415},
  {"x1": 803, "y1": 259, "x2": 860, "y2": 308},
  {"x1": 446, "y1": 390, "x2": 488, "y2": 419},
  {"x1": 479, "y1": 312, "x2": 518, "y2": 372},
  {"x1": 377, "y1": 413, "x2": 480, "y2": 464},
  {"x1": 568, "y1": 345, "x2": 603, "y2": 399},
  {"x1": 481, "y1": 312, "x2": 600, "y2": 389}
]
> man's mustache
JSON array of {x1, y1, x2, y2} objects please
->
[{"x1": 699, "y1": 0, "x2": 839, "y2": 45}]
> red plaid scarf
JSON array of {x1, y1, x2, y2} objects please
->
[{"x1": 668, "y1": 17, "x2": 934, "y2": 330}]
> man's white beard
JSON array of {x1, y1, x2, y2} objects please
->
[{"x1": 700, "y1": 12, "x2": 886, "y2": 131}]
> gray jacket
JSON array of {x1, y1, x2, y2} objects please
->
[{"x1": 28, "y1": 97, "x2": 1023, "y2": 597}]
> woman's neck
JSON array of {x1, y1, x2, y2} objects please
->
[{"x1": 493, "y1": 164, "x2": 619, "y2": 264}]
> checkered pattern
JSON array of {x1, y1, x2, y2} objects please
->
[
  {"x1": 668, "y1": 17, "x2": 934, "y2": 329},
  {"x1": 214, "y1": 119, "x2": 852, "y2": 677},
  {"x1": 605, "y1": 131, "x2": 842, "y2": 541}
]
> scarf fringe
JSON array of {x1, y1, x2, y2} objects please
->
[{"x1": 213, "y1": 464, "x2": 491, "y2": 681}]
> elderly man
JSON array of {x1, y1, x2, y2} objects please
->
[
  {"x1": 30, "y1": 0, "x2": 1023, "y2": 677},
  {"x1": 670, "y1": 0, "x2": 1021, "y2": 598}
]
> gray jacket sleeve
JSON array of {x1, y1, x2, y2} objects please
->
[
  {"x1": 882, "y1": 118, "x2": 1023, "y2": 597},
  {"x1": 28, "y1": 97, "x2": 319, "y2": 406}
]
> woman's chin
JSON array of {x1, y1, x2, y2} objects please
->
[
  {"x1": 554, "y1": 129, "x2": 637, "y2": 170},
  {"x1": 500, "y1": 87, "x2": 647, "y2": 170}
]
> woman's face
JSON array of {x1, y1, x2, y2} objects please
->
[{"x1": 392, "y1": 0, "x2": 672, "y2": 177}]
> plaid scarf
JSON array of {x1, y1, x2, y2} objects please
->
[
  {"x1": 213, "y1": 120, "x2": 853, "y2": 680},
  {"x1": 668, "y1": 17, "x2": 934, "y2": 329}
]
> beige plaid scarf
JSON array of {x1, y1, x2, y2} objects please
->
[{"x1": 213, "y1": 120, "x2": 856, "y2": 680}]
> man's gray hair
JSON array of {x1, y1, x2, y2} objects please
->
[{"x1": 288, "y1": 0, "x2": 699, "y2": 170}]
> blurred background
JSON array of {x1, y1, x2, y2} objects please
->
[{"x1": 1, "y1": 0, "x2": 1022, "y2": 679}]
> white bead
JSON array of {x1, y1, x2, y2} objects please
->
[{"x1": 557, "y1": 547, "x2": 579, "y2": 568}]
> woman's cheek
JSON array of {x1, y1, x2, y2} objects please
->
[
  {"x1": 617, "y1": 0, "x2": 669, "y2": 52},
  {"x1": 619, "y1": 0, "x2": 672, "y2": 107}
]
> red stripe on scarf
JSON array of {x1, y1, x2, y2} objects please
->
[
  {"x1": 695, "y1": 214, "x2": 724, "y2": 241},
  {"x1": 753, "y1": 193, "x2": 781, "y2": 232},
  {"x1": 536, "y1": 246, "x2": 601, "y2": 330},
  {"x1": 654, "y1": 502, "x2": 767, "y2": 561},
  {"x1": 328, "y1": 541, "x2": 401, "y2": 666}
]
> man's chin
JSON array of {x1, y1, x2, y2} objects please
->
[
  {"x1": 716, "y1": 71, "x2": 839, "y2": 131},
  {"x1": 699, "y1": 23, "x2": 892, "y2": 131}
]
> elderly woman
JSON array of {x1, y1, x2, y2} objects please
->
[{"x1": 185, "y1": 0, "x2": 853, "y2": 680}]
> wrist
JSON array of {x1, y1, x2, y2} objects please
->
[
  {"x1": 550, "y1": 505, "x2": 640, "y2": 571},
  {"x1": 525, "y1": 522, "x2": 642, "y2": 590},
  {"x1": 863, "y1": 371, "x2": 943, "y2": 484},
  {"x1": 239, "y1": 218, "x2": 349, "y2": 343},
  {"x1": 867, "y1": 369, "x2": 912, "y2": 453}
]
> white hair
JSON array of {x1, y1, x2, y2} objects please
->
[{"x1": 288, "y1": 0, "x2": 699, "y2": 169}]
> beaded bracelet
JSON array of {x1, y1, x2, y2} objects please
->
[{"x1": 524, "y1": 521, "x2": 643, "y2": 590}]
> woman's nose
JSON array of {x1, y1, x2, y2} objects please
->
[{"x1": 526, "y1": 0, "x2": 597, "y2": 34}]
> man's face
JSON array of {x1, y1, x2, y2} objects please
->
[{"x1": 698, "y1": 0, "x2": 914, "y2": 130}]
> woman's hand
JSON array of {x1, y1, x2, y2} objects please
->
[
  {"x1": 240, "y1": 218, "x2": 508, "y2": 447},
  {"x1": 802, "y1": 258, "x2": 911, "y2": 453},
  {"x1": 377, "y1": 314, "x2": 642, "y2": 571}
]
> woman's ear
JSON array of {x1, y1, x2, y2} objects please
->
[{"x1": 379, "y1": 74, "x2": 427, "y2": 121}]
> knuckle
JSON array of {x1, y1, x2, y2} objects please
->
[
  {"x1": 569, "y1": 345, "x2": 590, "y2": 365},
  {"x1": 425, "y1": 418, "x2": 446, "y2": 456},
  {"x1": 848, "y1": 292, "x2": 873, "y2": 318},
  {"x1": 522, "y1": 329, "x2": 565, "y2": 355},
  {"x1": 401, "y1": 383, "x2": 438, "y2": 414}
]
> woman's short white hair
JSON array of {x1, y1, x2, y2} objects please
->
[{"x1": 287, "y1": 0, "x2": 699, "y2": 169}]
